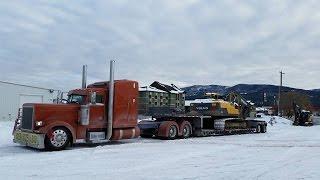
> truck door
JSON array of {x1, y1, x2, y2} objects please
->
[
  {"x1": 76, "y1": 92, "x2": 106, "y2": 141},
  {"x1": 87, "y1": 92, "x2": 106, "y2": 127}
]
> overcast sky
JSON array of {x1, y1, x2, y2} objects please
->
[{"x1": 0, "y1": 0, "x2": 320, "y2": 91}]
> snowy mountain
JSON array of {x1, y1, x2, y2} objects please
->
[{"x1": 182, "y1": 85, "x2": 229, "y2": 100}]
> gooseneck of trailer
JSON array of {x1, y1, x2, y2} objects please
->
[{"x1": 106, "y1": 60, "x2": 115, "y2": 140}]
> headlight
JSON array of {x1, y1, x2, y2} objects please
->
[{"x1": 35, "y1": 121, "x2": 43, "y2": 127}]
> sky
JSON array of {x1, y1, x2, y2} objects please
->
[{"x1": 0, "y1": 0, "x2": 320, "y2": 91}]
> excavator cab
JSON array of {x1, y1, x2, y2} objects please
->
[{"x1": 225, "y1": 92, "x2": 255, "y2": 120}]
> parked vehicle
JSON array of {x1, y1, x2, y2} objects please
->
[
  {"x1": 293, "y1": 102, "x2": 313, "y2": 126},
  {"x1": 13, "y1": 61, "x2": 140, "y2": 150}
]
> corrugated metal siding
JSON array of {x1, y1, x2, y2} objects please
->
[{"x1": 0, "y1": 82, "x2": 58, "y2": 121}]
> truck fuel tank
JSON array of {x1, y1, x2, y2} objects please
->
[{"x1": 111, "y1": 127, "x2": 140, "y2": 140}]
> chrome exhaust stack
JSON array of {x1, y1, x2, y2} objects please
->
[
  {"x1": 82, "y1": 65, "x2": 88, "y2": 89},
  {"x1": 106, "y1": 60, "x2": 115, "y2": 140}
]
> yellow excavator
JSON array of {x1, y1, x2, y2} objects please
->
[
  {"x1": 293, "y1": 102, "x2": 313, "y2": 126},
  {"x1": 189, "y1": 92, "x2": 255, "y2": 120},
  {"x1": 226, "y1": 92, "x2": 256, "y2": 119}
]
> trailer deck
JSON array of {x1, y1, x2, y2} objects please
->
[{"x1": 138, "y1": 115, "x2": 267, "y2": 139}]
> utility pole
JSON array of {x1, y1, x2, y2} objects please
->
[{"x1": 278, "y1": 71, "x2": 285, "y2": 116}]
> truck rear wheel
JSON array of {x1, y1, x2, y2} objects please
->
[{"x1": 45, "y1": 127, "x2": 71, "y2": 151}]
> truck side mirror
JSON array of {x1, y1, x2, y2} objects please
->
[{"x1": 91, "y1": 92, "x2": 96, "y2": 104}]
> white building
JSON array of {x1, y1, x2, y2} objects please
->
[{"x1": 0, "y1": 81, "x2": 60, "y2": 121}]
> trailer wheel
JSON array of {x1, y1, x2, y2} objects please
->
[
  {"x1": 261, "y1": 125, "x2": 267, "y2": 133},
  {"x1": 256, "y1": 125, "x2": 261, "y2": 133},
  {"x1": 157, "y1": 121, "x2": 179, "y2": 140},
  {"x1": 179, "y1": 121, "x2": 192, "y2": 139},
  {"x1": 168, "y1": 125, "x2": 178, "y2": 140},
  {"x1": 45, "y1": 127, "x2": 71, "y2": 151}
]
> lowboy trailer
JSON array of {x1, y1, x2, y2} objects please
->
[
  {"x1": 139, "y1": 116, "x2": 267, "y2": 139},
  {"x1": 139, "y1": 93, "x2": 267, "y2": 139}
]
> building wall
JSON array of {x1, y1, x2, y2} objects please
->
[{"x1": 0, "y1": 82, "x2": 58, "y2": 121}]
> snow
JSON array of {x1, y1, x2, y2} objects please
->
[
  {"x1": 171, "y1": 84, "x2": 184, "y2": 93},
  {"x1": 1, "y1": 117, "x2": 320, "y2": 180},
  {"x1": 139, "y1": 86, "x2": 167, "y2": 93},
  {"x1": 169, "y1": 90, "x2": 180, "y2": 94},
  {"x1": 313, "y1": 116, "x2": 320, "y2": 125}
]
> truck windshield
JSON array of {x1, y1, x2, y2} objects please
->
[{"x1": 68, "y1": 94, "x2": 85, "y2": 104}]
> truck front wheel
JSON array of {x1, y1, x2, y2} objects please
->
[{"x1": 45, "y1": 127, "x2": 71, "y2": 151}]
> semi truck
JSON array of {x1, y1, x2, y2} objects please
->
[
  {"x1": 13, "y1": 61, "x2": 140, "y2": 150},
  {"x1": 138, "y1": 92, "x2": 267, "y2": 139},
  {"x1": 13, "y1": 61, "x2": 267, "y2": 150}
]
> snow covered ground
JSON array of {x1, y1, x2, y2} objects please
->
[{"x1": 1, "y1": 116, "x2": 320, "y2": 180}]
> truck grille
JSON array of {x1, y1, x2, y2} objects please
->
[{"x1": 21, "y1": 107, "x2": 34, "y2": 130}]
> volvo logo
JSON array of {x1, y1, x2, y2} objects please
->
[{"x1": 196, "y1": 107, "x2": 209, "y2": 110}]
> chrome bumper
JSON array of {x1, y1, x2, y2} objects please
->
[{"x1": 13, "y1": 130, "x2": 45, "y2": 149}]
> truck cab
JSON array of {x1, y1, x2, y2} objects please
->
[{"x1": 13, "y1": 80, "x2": 140, "y2": 150}]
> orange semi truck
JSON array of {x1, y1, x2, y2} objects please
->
[
  {"x1": 13, "y1": 61, "x2": 267, "y2": 151},
  {"x1": 13, "y1": 61, "x2": 140, "y2": 150}
]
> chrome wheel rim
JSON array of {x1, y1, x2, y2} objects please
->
[
  {"x1": 169, "y1": 126, "x2": 177, "y2": 138},
  {"x1": 183, "y1": 125, "x2": 191, "y2": 137},
  {"x1": 50, "y1": 129, "x2": 68, "y2": 147}
]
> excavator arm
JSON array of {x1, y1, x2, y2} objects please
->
[{"x1": 225, "y1": 92, "x2": 253, "y2": 120}]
